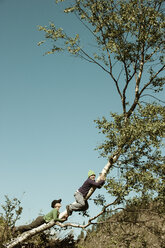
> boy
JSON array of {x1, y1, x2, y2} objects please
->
[
  {"x1": 14, "y1": 199, "x2": 67, "y2": 233},
  {"x1": 66, "y1": 170, "x2": 105, "y2": 215}
]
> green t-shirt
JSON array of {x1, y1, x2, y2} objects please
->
[{"x1": 44, "y1": 208, "x2": 63, "y2": 223}]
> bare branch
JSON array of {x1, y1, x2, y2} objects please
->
[
  {"x1": 139, "y1": 65, "x2": 165, "y2": 96},
  {"x1": 58, "y1": 197, "x2": 120, "y2": 229},
  {"x1": 78, "y1": 47, "x2": 112, "y2": 74},
  {"x1": 140, "y1": 94, "x2": 165, "y2": 104}
]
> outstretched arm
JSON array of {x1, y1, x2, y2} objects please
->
[
  {"x1": 88, "y1": 178, "x2": 105, "y2": 188},
  {"x1": 52, "y1": 209, "x2": 67, "y2": 222}
]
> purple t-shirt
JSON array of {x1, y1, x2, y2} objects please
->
[{"x1": 78, "y1": 178, "x2": 105, "y2": 197}]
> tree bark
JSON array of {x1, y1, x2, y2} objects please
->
[
  {"x1": 85, "y1": 153, "x2": 119, "y2": 200},
  {"x1": 5, "y1": 220, "x2": 55, "y2": 248}
]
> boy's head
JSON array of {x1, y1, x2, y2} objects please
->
[
  {"x1": 54, "y1": 202, "x2": 62, "y2": 210},
  {"x1": 88, "y1": 170, "x2": 96, "y2": 180},
  {"x1": 51, "y1": 199, "x2": 62, "y2": 208}
]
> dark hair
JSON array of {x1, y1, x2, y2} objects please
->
[{"x1": 51, "y1": 199, "x2": 62, "y2": 208}]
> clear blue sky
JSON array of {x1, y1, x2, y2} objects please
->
[{"x1": 0, "y1": 0, "x2": 121, "y2": 236}]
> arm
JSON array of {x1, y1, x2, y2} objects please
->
[
  {"x1": 88, "y1": 178, "x2": 105, "y2": 188},
  {"x1": 52, "y1": 209, "x2": 66, "y2": 222}
]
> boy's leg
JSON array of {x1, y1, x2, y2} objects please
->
[
  {"x1": 28, "y1": 216, "x2": 45, "y2": 229},
  {"x1": 69, "y1": 192, "x2": 87, "y2": 211},
  {"x1": 81, "y1": 200, "x2": 89, "y2": 211},
  {"x1": 15, "y1": 216, "x2": 45, "y2": 233}
]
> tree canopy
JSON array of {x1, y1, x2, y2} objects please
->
[{"x1": 38, "y1": 0, "x2": 165, "y2": 201}]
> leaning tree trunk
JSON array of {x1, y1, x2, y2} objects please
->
[
  {"x1": 4, "y1": 220, "x2": 55, "y2": 248},
  {"x1": 59, "y1": 153, "x2": 119, "y2": 219},
  {"x1": 85, "y1": 153, "x2": 119, "y2": 199},
  {"x1": 4, "y1": 153, "x2": 119, "y2": 248}
]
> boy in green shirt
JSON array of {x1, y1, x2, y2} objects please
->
[{"x1": 14, "y1": 199, "x2": 67, "y2": 233}]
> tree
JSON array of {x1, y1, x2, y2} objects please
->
[
  {"x1": 38, "y1": 0, "x2": 165, "y2": 200},
  {"x1": 0, "y1": 195, "x2": 22, "y2": 246},
  {"x1": 6, "y1": 0, "x2": 165, "y2": 247}
]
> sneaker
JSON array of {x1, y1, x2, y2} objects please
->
[{"x1": 66, "y1": 205, "x2": 72, "y2": 216}]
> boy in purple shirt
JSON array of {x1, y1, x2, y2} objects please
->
[{"x1": 66, "y1": 170, "x2": 105, "y2": 215}]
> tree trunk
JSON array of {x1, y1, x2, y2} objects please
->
[
  {"x1": 5, "y1": 220, "x2": 55, "y2": 248},
  {"x1": 85, "y1": 153, "x2": 119, "y2": 200}
]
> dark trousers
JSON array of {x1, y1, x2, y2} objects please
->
[{"x1": 16, "y1": 216, "x2": 45, "y2": 233}]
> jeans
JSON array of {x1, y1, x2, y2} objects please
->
[{"x1": 69, "y1": 191, "x2": 89, "y2": 211}]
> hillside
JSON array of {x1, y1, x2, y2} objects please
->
[{"x1": 77, "y1": 199, "x2": 165, "y2": 248}]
